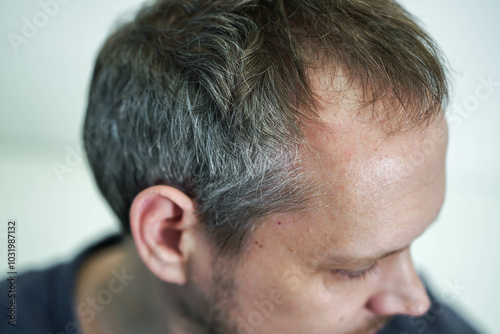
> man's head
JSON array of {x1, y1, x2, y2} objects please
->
[{"x1": 83, "y1": 0, "x2": 449, "y2": 333}]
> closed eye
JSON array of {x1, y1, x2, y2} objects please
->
[{"x1": 331, "y1": 261, "x2": 379, "y2": 280}]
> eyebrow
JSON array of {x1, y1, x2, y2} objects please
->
[
  {"x1": 318, "y1": 245, "x2": 408, "y2": 267},
  {"x1": 332, "y1": 214, "x2": 443, "y2": 264},
  {"x1": 316, "y1": 214, "x2": 441, "y2": 268},
  {"x1": 369, "y1": 246, "x2": 407, "y2": 262}
]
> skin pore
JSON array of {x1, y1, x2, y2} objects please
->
[{"x1": 75, "y1": 75, "x2": 448, "y2": 334}]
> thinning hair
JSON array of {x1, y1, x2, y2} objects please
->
[{"x1": 84, "y1": 0, "x2": 448, "y2": 255}]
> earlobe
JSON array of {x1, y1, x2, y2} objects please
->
[{"x1": 129, "y1": 185, "x2": 197, "y2": 285}]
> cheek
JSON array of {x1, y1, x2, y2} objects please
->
[{"x1": 233, "y1": 258, "x2": 373, "y2": 333}]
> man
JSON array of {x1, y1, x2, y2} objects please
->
[{"x1": 0, "y1": 0, "x2": 482, "y2": 333}]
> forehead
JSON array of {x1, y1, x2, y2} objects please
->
[
  {"x1": 300, "y1": 73, "x2": 446, "y2": 205},
  {"x1": 301, "y1": 112, "x2": 446, "y2": 212},
  {"x1": 267, "y1": 77, "x2": 449, "y2": 262}
]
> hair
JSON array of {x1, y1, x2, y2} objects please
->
[{"x1": 83, "y1": 0, "x2": 448, "y2": 256}]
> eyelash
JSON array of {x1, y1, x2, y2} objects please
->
[{"x1": 331, "y1": 262, "x2": 379, "y2": 280}]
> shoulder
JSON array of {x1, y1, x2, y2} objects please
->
[{"x1": 0, "y1": 234, "x2": 124, "y2": 334}]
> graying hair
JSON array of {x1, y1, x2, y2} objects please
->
[{"x1": 84, "y1": 0, "x2": 448, "y2": 255}]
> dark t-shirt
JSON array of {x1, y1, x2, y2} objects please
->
[{"x1": 0, "y1": 234, "x2": 482, "y2": 334}]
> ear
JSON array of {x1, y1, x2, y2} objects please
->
[{"x1": 129, "y1": 185, "x2": 198, "y2": 285}]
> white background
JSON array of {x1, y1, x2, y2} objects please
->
[{"x1": 0, "y1": 0, "x2": 498, "y2": 333}]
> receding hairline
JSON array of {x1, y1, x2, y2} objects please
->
[{"x1": 300, "y1": 66, "x2": 445, "y2": 138}]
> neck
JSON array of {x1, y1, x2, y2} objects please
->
[{"x1": 75, "y1": 236, "x2": 208, "y2": 334}]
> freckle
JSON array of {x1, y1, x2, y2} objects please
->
[
  {"x1": 339, "y1": 317, "x2": 344, "y2": 322},
  {"x1": 259, "y1": 244, "x2": 263, "y2": 248},
  {"x1": 255, "y1": 241, "x2": 258, "y2": 245},
  {"x1": 374, "y1": 148, "x2": 378, "y2": 152}
]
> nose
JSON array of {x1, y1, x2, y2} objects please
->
[{"x1": 365, "y1": 250, "x2": 431, "y2": 317}]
